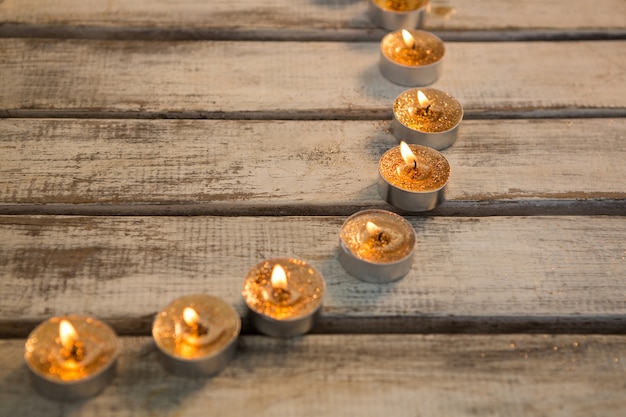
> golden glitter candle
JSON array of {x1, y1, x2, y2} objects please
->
[
  {"x1": 339, "y1": 209, "x2": 416, "y2": 283},
  {"x1": 393, "y1": 88, "x2": 463, "y2": 150},
  {"x1": 152, "y1": 294, "x2": 240, "y2": 377},
  {"x1": 24, "y1": 315, "x2": 118, "y2": 401},
  {"x1": 378, "y1": 141, "x2": 450, "y2": 212},
  {"x1": 368, "y1": 0, "x2": 430, "y2": 31},
  {"x1": 380, "y1": 29, "x2": 445, "y2": 86},
  {"x1": 242, "y1": 258, "x2": 325, "y2": 338}
]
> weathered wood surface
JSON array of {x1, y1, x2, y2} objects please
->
[
  {"x1": 1, "y1": 39, "x2": 625, "y2": 119},
  {"x1": 1, "y1": 215, "x2": 624, "y2": 336},
  {"x1": 1, "y1": 118, "x2": 624, "y2": 216},
  {"x1": 1, "y1": 0, "x2": 625, "y2": 41},
  {"x1": 1, "y1": 335, "x2": 625, "y2": 416}
]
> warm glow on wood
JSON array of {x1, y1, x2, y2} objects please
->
[
  {"x1": 271, "y1": 264, "x2": 288, "y2": 290},
  {"x1": 59, "y1": 320, "x2": 78, "y2": 351}
]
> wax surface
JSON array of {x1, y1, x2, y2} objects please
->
[
  {"x1": 394, "y1": 88, "x2": 463, "y2": 133},
  {"x1": 381, "y1": 30, "x2": 445, "y2": 66},
  {"x1": 340, "y1": 210, "x2": 415, "y2": 263},
  {"x1": 379, "y1": 144, "x2": 450, "y2": 192}
]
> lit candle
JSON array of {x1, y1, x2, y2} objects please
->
[
  {"x1": 379, "y1": 29, "x2": 445, "y2": 86},
  {"x1": 393, "y1": 87, "x2": 463, "y2": 150},
  {"x1": 152, "y1": 294, "x2": 240, "y2": 377},
  {"x1": 368, "y1": 0, "x2": 430, "y2": 31},
  {"x1": 242, "y1": 258, "x2": 325, "y2": 338},
  {"x1": 339, "y1": 209, "x2": 416, "y2": 283},
  {"x1": 24, "y1": 315, "x2": 118, "y2": 401},
  {"x1": 378, "y1": 141, "x2": 450, "y2": 211}
]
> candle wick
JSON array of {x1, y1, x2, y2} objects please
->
[
  {"x1": 425, "y1": 104, "x2": 431, "y2": 114},
  {"x1": 413, "y1": 160, "x2": 417, "y2": 170},
  {"x1": 190, "y1": 322, "x2": 209, "y2": 337}
]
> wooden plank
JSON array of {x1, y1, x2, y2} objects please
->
[
  {"x1": 0, "y1": 215, "x2": 624, "y2": 336},
  {"x1": 1, "y1": 335, "x2": 625, "y2": 416},
  {"x1": 1, "y1": 119, "x2": 624, "y2": 216},
  {"x1": 0, "y1": 0, "x2": 625, "y2": 41},
  {"x1": 1, "y1": 39, "x2": 625, "y2": 119}
]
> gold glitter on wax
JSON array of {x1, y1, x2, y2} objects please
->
[
  {"x1": 242, "y1": 259, "x2": 324, "y2": 321},
  {"x1": 394, "y1": 88, "x2": 462, "y2": 133},
  {"x1": 379, "y1": 144, "x2": 450, "y2": 192},
  {"x1": 373, "y1": 0, "x2": 428, "y2": 12},
  {"x1": 381, "y1": 30, "x2": 445, "y2": 66},
  {"x1": 340, "y1": 211, "x2": 415, "y2": 263}
]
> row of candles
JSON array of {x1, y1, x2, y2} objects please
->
[{"x1": 23, "y1": 0, "x2": 461, "y2": 402}]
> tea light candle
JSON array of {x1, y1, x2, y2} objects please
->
[
  {"x1": 393, "y1": 88, "x2": 463, "y2": 150},
  {"x1": 152, "y1": 294, "x2": 240, "y2": 377},
  {"x1": 24, "y1": 315, "x2": 118, "y2": 401},
  {"x1": 339, "y1": 209, "x2": 416, "y2": 283},
  {"x1": 380, "y1": 29, "x2": 445, "y2": 86},
  {"x1": 242, "y1": 258, "x2": 325, "y2": 338},
  {"x1": 368, "y1": 0, "x2": 430, "y2": 31},
  {"x1": 378, "y1": 141, "x2": 450, "y2": 212}
]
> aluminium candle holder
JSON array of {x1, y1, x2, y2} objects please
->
[
  {"x1": 380, "y1": 29, "x2": 445, "y2": 86},
  {"x1": 242, "y1": 258, "x2": 325, "y2": 338},
  {"x1": 368, "y1": 0, "x2": 430, "y2": 31},
  {"x1": 378, "y1": 143, "x2": 450, "y2": 212},
  {"x1": 152, "y1": 294, "x2": 241, "y2": 377},
  {"x1": 24, "y1": 315, "x2": 119, "y2": 401},
  {"x1": 392, "y1": 87, "x2": 463, "y2": 150},
  {"x1": 338, "y1": 209, "x2": 416, "y2": 283}
]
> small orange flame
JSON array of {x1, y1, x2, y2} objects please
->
[
  {"x1": 182, "y1": 307, "x2": 200, "y2": 327},
  {"x1": 271, "y1": 264, "x2": 288, "y2": 290},
  {"x1": 59, "y1": 320, "x2": 78, "y2": 351},
  {"x1": 401, "y1": 29, "x2": 416, "y2": 49},
  {"x1": 400, "y1": 141, "x2": 418, "y2": 166},
  {"x1": 417, "y1": 90, "x2": 430, "y2": 108},
  {"x1": 366, "y1": 221, "x2": 382, "y2": 237}
]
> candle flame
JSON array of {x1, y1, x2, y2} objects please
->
[
  {"x1": 366, "y1": 221, "x2": 382, "y2": 237},
  {"x1": 400, "y1": 141, "x2": 418, "y2": 166},
  {"x1": 182, "y1": 307, "x2": 200, "y2": 327},
  {"x1": 271, "y1": 264, "x2": 288, "y2": 290},
  {"x1": 417, "y1": 90, "x2": 430, "y2": 108},
  {"x1": 59, "y1": 320, "x2": 78, "y2": 351},
  {"x1": 401, "y1": 29, "x2": 416, "y2": 49}
]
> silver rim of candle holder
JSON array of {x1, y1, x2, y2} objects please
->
[
  {"x1": 246, "y1": 305, "x2": 323, "y2": 338},
  {"x1": 392, "y1": 90, "x2": 463, "y2": 150},
  {"x1": 338, "y1": 210, "x2": 416, "y2": 284},
  {"x1": 379, "y1": 31, "x2": 445, "y2": 86},
  {"x1": 378, "y1": 173, "x2": 447, "y2": 212},
  {"x1": 152, "y1": 294, "x2": 241, "y2": 378},
  {"x1": 368, "y1": 0, "x2": 430, "y2": 31},
  {"x1": 25, "y1": 316, "x2": 119, "y2": 402},
  {"x1": 156, "y1": 336, "x2": 239, "y2": 378}
]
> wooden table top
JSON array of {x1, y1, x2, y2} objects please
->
[{"x1": 1, "y1": 0, "x2": 625, "y2": 415}]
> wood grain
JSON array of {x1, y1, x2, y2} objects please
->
[
  {"x1": 1, "y1": 215, "x2": 624, "y2": 336},
  {"x1": 1, "y1": 334, "x2": 625, "y2": 416},
  {"x1": 0, "y1": 0, "x2": 625, "y2": 41},
  {"x1": 1, "y1": 118, "x2": 624, "y2": 215},
  {"x1": 1, "y1": 39, "x2": 625, "y2": 119}
]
